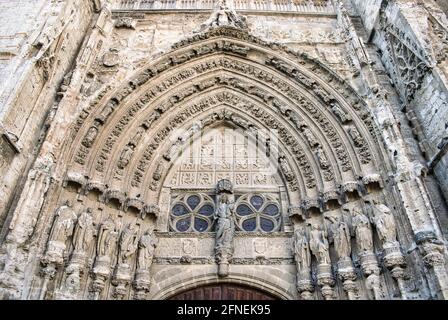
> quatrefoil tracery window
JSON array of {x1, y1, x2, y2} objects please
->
[{"x1": 170, "y1": 193, "x2": 281, "y2": 233}]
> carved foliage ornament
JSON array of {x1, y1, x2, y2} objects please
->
[{"x1": 384, "y1": 24, "x2": 432, "y2": 103}]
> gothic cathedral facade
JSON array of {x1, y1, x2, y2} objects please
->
[{"x1": 0, "y1": 0, "x2": 448, "y2": 300}]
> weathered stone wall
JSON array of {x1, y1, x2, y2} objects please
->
[
  {"x1": 0, "y1": 0, "x2": 98, "y2": 236},
  {"x1": 351, "y1": 0, "x2": 448, "y2": 225},
  {"x1": 0, "y1": 0, "x2": 447, "y2": 301}
]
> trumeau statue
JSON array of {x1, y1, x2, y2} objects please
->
[
  {"x1": 309, "y1": 224, "x2": 331, "y2": 265},
  {"x1": 137, "y1": 229, "x2": 158, "y2": 271},
  {"x1": 370, "y1": 200, "x2": 398, "y2": 246},
  {"x1": 97, "y1": 216, "x2": 119, "y2": 258},
  {"x1": 118, "y1": 223, "x2": 139, "y2": 265},
  {"x1": 72, "y1": 208, "x2": 95, "y2": 254},
  {"x1": 293, "y1": 227, "x2": 312, "y2": 271},
  {"x1": 215, "y1": 193, "x2": 236, "y2": 251},
  {"x1": 352, "y1": 207, "x2": 374, "y2": 253},
  {"x1": 214, "y1": 180, "x2": 236, "y2": 277}
]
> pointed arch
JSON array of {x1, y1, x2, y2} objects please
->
[{"x1": 62, "y1": 26, "x2": 387, "y2": 219}]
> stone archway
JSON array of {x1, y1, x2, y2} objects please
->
[
  {"x1": 1, "y1": 2, "x2": 446, "y2": 302},
  {"x1": 168, "y1": 283, "x2": 278, "y2": 300}
]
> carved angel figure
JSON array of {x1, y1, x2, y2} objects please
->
[
  {"x1": 137, "y1": 229, "x2": 158, "y2": 271},
  {"x1": 143, "y1": 111, "x2": 161, "y2": 129},
  {"x1": 289, "y1": 111, "x2": 306, "y2": 129},
  {"x1": 82, "y1": 125, "x2": 99, "y2": 148},
  {"x1": 72, "y1": 208, "x2": 95, "y2": 253},
  {"x1": 118, "y1": 223, "x2": 139, "y2": 265},
  {"x1": 370, "y1": 200, "x2": 398, "y2": 245},
  {"x1": 163, "y1": 139, "x2": 183, "y2": 161},
  {"x1": 97, "y1": 216, "x2": 119, "y2": 258},
  {"x1": 293, "y1": 227, "x2": 311, "y2": 271},
  {"x1": 279, "y1": 156, "x2": 295, "y2": 181},
  {"x1": 302, "y1": 127, "x2": 320, "y2": 148},
  {"x1": 309, "y1": 224, "x2": 331, "y2": 265},
  {"x1": 117, "y1": 144, "x2": 135, "y2": 169},
  {"x1": 349, "y1": 128, "x2": 365, "y2": 147},
  {"x1": 98, "y1": 101, "x2": 116, "y2": 123},
  {"x1": 352, "y1": 207, "x2": 373, "y2": 253},
  {"x1": 130, "y1": 127, "x2": 145, "y2": 147},
  {"x1": 316, "y1": 147, "x2": 330, "y2": 170},
  {"x1": 331, "y1": 103, "x2": 351, "y2": 123}
]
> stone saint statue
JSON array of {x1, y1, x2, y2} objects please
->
[
  {"x1": 293, "y1": 227, "x2": 311, "y2": 271},
  {"x1": 97, "y1": 216, "x2": 119, "y2": 258},
  {"x1": 309, "y1": 224, "x2": 331, "y2": 265},
  {"x1": 370, "y1": 200, "x2": 398, "y2": 245},
  {"x1": 352, "y1": 207, "x2": 373, "y2": 253},
  {"x1": 118, "y1": 223, "x2": 139, "y2": 265},
  {"x1": 214, "y1": 193, "x2": 236, "y2": 251},
  {"x1": 48, "y1": 200, "x2": 77, "y2": 245},
  {"x1": 72, "y1": 208, "x2": 95, "y2": 253},
  {"x1": 327, "y1": 216, "x2": 351, "y2": 259},
  {"x1": 137, "y1": 229, "x2": 158, "y2": 271},
  {"x1": 44, "y1": 200, "x2": 78, "y2": 265}
]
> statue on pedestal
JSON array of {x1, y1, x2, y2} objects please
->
[{"x1": 214, "y1": 179, "x2": 236, "y2": 277}]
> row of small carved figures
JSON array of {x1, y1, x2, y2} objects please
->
[
  {"x1": 41, "y1": 200, "x2": 158, "y2": 274},
  {"x1": 292, "y1": 199, "x2": 404, "y2": 269},
  {"x1": 40, "y1": 197, "x2": 399, "y2": 270}
]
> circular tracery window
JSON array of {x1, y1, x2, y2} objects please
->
[
  {"x1": 235, "y1": 194, "x2": 281, "y2": 232},
  {"x1": 170, "y1": 194, "x2": 215, "y2": 232}
]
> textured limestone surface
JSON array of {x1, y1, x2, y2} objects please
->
[{"x1": 0, "y1": 0, "x2": 447, "y2": 300}]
